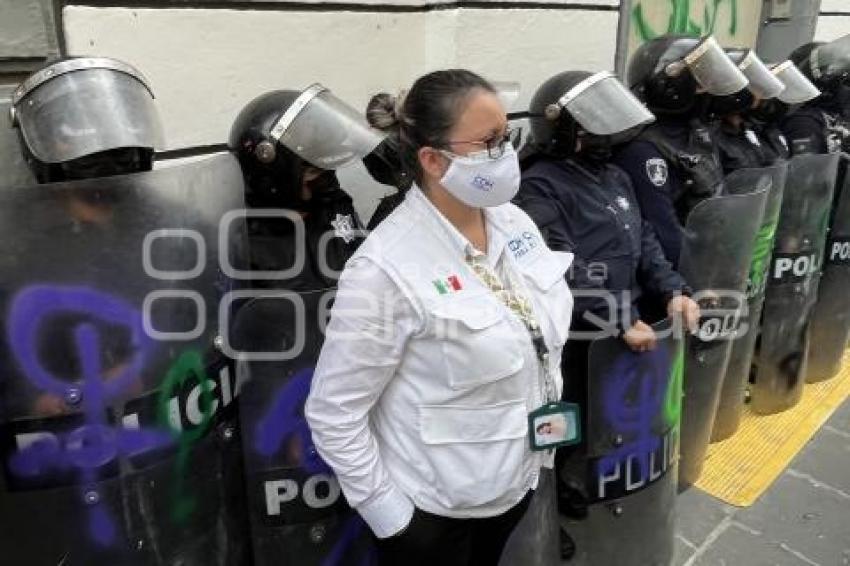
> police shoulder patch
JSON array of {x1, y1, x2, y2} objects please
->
[{"x1": 645, "y1": 158, "x2": 668, "y2": 187}]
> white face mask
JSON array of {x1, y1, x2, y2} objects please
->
[{"x1": 438, "y1": 144, "x2": 521, "y2": 208}]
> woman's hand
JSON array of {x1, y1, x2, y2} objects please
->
[
  {"x1": 623, "y1": 320, "x2": 657, "y2": 352},
  {"x1": 667, "y1": 295, "x2": 701, "y2": 333}
]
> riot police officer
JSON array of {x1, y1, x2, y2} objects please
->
[
  {"x1": 749, "y1": 60, "x2": 821, "y2": 163},
  {"x1": 613, "y1": 35, "x2": 749, "y2": 266},
  {"x1": 229, "y1": 86, "x2": 375, "y2": 289},
  {"x1": 11, "y1": 56, "x2": 161, "y2": 183},
  {"x1": 782, "y1": 34, "x2": 850, "y2": 155},
  {"x1": 363, "y1": 93, "x2": 411, "y2": 230},
  {"x1": 515, "y1": 69, "x2": 698, "y2": 562},
  {"x1": 228, "y1": 84, "x2": 382, "y2": 565},
  {"x1": 2, "y1": 57, "x2": 249, "y2": 566},
  {"x1": 711, "y1": 49, "x2": 786, "y2": 173}
]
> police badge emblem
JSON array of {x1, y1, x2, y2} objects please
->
[
  {"x1": 331, "y1": 213, "x2": 357, "y2": 243},
  {"x1": 646, "y1": 158, "x2": 668, "y2": 187}
]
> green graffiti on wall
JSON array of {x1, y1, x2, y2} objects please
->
[{"x1": 633, "y1": 0, "x2": 739, "y2": 42}]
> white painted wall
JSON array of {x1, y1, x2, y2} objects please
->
[
  {"x1": 815, "y1": 0, "x2": 850, "y2": 42},
  {"x1": 63, "y1": 5, "x2": 619, "y2": 149},
  {"x1": 63, "y1": 4, "x2": 619, "y2": 218}
]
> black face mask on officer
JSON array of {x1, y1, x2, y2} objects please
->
[{"x1": 576, "y1": 131, "x2": 613, "y2": 164}]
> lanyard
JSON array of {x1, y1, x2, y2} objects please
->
[{"x1": 465, "y1": 250, "x2": 558, "y2": 403}]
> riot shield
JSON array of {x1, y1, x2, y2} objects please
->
[
  {"x1": 712, "y1": 164, "x2": 788, "y2": 442},
  {"x1": 0, "y1": 154, "x2": 249, "y2": 565},
  {"x1": 677, "y1": 187, "x2": 768, "y2": 489},
  {"x1": 0, "y1": 89, "x2": 35, "y2": 188},
  {"x1": 557, "y1": 320, "x2": 682, "y2": 566},
  {"x1": 751, "y1": 153, "x2": 840, "y2": 414},
  {"x1": 226, "y1": 204, "x2": 374, "y2": 565},
  {"x1": 499, "y1": 469, "x2": 559, "y2": 566},
  {"x1": 806, "y1": 154, "x2": 850, "y2": 382}
]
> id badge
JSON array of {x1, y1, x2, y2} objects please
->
[{"x1": 528, "y1": 402, "x2": 581, "y2": 452}]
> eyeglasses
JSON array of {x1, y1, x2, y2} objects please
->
[{"x1": 443, "y1": 126, "x2": 522, "y2": 159}]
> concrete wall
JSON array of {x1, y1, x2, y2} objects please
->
[
  {"x1": 815, "y1": 0, "x2": 850, "y2": 42},
  {"x1": 62, "y1": 2, "x2": 620, "y2": 151}
]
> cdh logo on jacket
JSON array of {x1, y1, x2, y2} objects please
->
[{"x1": 508, "y1": 231, "x2": 540, "y2": 261}]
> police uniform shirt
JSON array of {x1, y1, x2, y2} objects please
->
[
  {"x1": 782, "y1": 106, "x2": 830, "y2": 155},
  {"x1": 517, "y1": 158, "x2": 688, "y2": 332},
  {"x1": 612, "y1": 120, "x2": 723, "y2": 267},
  {"x1": 714, "y1": 120, "x2": 769, "y2": 174},
  {"x1": 752, "y1": 122, "x2": 790, "y2": 164}
]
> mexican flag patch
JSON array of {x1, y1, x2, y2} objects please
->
[{"x1": 433, "y1": 275, "x2": 463, "y2": 295}]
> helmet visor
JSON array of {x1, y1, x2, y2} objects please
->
[
  {"x1": 773, "y1": 60, "x2": 821, "y2": 104},
  {"x1": 682, "y1": 36, "x2": 749, "y2": 96},
  {"x1": 14, "y1": 68, "x2": 163, "y2": 164},
  {"x1": 811, "y1": 33, "x2": 850, "y2": 82},
  {"x1": 559, "y1": 71, "x2": 655, "y2": 135},
  {"x1": 272, "y1": 85, "x2": 384, "y2": 170},
  {"x1": 739, "y1": 50, "x2": 785, "y2": 99}
]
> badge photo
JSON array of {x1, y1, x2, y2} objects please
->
[{"x1": 528, "y1": 402, "x2": 581, "y2": 451}]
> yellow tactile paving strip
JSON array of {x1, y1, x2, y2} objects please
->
[{"x1": 695, "y1": 351, "x2": 850, "y2": 507}]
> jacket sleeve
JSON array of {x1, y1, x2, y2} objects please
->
[
  {"x1": 637, "y1": 219, "x2": 692, "y2": 302},
  {"x1": 781, "y1": 111, "x2": 827, "y2": 156},
  {"x1": 305, "y1": 256, "x2": 419, "y2": 539},
  {"x1": 515, "y1": 175, "x2": 627, "y2": 336},
  {"x1": 613, "y1": 141, "x2": 684, "y2": 267},
  {"x1": 616, "y1": 169, "x2": 692, "y2": 301}
]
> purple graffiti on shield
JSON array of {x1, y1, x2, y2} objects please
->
[
  {"x1": 597, "y1": 344, "x2": 670, "y2": 480},
  {"x1": 6, "y1": 285, "x2": 171, "y2": 545}
]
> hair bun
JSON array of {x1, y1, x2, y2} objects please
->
[{"x1": 366, "y1": 92, "x2": 404, "y2": 131}]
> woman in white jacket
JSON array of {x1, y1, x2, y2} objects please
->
[{"x1": 305, "y1": 69, "x2": 574, "y2": 566}]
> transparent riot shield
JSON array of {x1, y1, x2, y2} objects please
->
[
  {"x1": 556, "y1": 320, "x2": 682, "y2": 566},
  {"x1": 751, "y1": 153, "x2": 840, "y2": 414},
  {"x1": 499, "y1": 469, "x2": 559, "y2": 566},
  {"x1": 807, "y1": 154, "x2": 850, "y2": 382},
  {"x1": 224, "y1": 202, "x2": 374, "y2": 565},
  {"x1": 712, "y1": 164, "x2": 788, "y2": 442},
  {"x1": 0, "y1": 153, "x2": 249, "y2": 566},
  {"x1": 0, "y1": 92, "x2": 35, "y2": 188},
  {"x1": 677, "y1": 187, "x2": 768, "y2": 489}
]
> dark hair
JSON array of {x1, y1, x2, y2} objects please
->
[{"x1": 365, "y1": 69, "x2": 496, "y2": 185}]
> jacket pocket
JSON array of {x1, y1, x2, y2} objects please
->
[
  {"x1": 418, "y1": 401, "x2": 528, "y2": 508},
  {"x1": 518, "y1": 250, "x2": 574, "y2": 346},
  {"x1": 430, "y1": 296, "x2": 525, "y2": 390}
]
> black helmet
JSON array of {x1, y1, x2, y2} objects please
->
[
  {"x1": 229, "y1": 85, "x2": 383, "y2": 209},
  {"x1": 628, "y1": 35, "x2": 748, "y2": 115},
  {"x1": 229, "y1": 90, "x2": 313, "y2": 209},
  {"x1": 707, "y1": 48, "x2": 786, "y2": 118},
  {"x1": 10, "y1": 56, "x2": 162, "y2": 183},
  {"x1": 791, "y1": 35, "x2": 850, "y2": 110},
  {"x1": 529, "y1": 70, "x2": 654, "y2": 158}
]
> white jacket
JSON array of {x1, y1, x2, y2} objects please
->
[{"x1": 305, "y1": 187, "x2": 573, "y2": 538}]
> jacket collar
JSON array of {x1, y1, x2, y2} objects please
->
[{"x1": 406, "y1": 185, "x2": 513, "y2": 269}]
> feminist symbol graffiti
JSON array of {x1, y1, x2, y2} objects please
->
[{"x1": 6, "y1": 285, "x2": 172, "y2": 545}]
